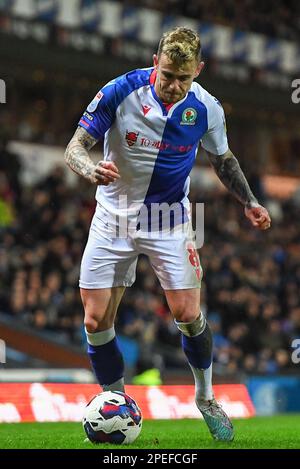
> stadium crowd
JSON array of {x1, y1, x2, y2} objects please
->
[
  {"x1": 1, "y1": 141, "x2": 299, "y2": 378},
  {"x1": 125, "y1": 0, "x2": 300, "y2": 41}
]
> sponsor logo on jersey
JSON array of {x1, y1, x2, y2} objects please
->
[
  {"x1": 87, "y1": 90, "x2": 104, "y2": 113},
  {"x1": 83, "y1": 111, "x2": 94, "y2": 121},
  {"x1": 142, "y1": 105, "x2": 151, "y2": 116},
  {"x1": 126, "y1": 130, "x2": 139, "y2": 147},
  {"x1": 181, "y1": 108, "x2": 197, "y2": 125},
  {"x1": 124, "y1": 132, "x2": 194, "y2": 153},
  {"x1": 140, "y1": 137, "x2": 193, "y2": 153}
]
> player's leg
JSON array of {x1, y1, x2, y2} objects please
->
[
  {"x1": 79, "y1": 203, "x2": 138, "y2": 392},
  {"x1": 165, "y1": 288, "x2": 215, "y2": 408},
  {"x1": 81, "y1": 287, "x2": 126, "y2": 392},
  {"x1": 164, "y1": 288, "x2": 214, "y2": 399},
  {"x1": 165, "y1": 287, "x2": 233, "y2": 441},
  {"x1": 138, "y1": 232, "x2": 215, "y2": 401},
  {"x1": 139, "y1": 226, "x2": 233, "y2": 441}
]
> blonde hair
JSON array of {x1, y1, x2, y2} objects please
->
[{"x1": 157, "y1": 27, "x2": 201, "y2": 65}]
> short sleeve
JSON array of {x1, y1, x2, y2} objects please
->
[
  {"x1": 78, "y1": 81, "x2": 117, "y2": 140},
  {"x1": 201, "y1": 98, "x2": 228, "y2": 155}
]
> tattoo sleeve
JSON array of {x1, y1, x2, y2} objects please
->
[
  {"x1": 65, "y1": 127, "x2": 99, "y2": 183},
  {"x1": 206, "y1": 149, "x2": 258, "y2": 208}
]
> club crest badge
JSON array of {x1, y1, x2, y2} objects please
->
[{"x1": 181, "y1": 108, "x2": 197, "y2": 125}]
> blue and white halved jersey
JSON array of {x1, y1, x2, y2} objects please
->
[{"x1": 78, "y1": 67, "x2": 228, "y2": 219}]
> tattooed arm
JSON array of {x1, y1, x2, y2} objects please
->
[
  {"x1": 206, "y1": 148, "x2": 258, "y2": 208},
  {"x1": 65, "y1": 127, "x2": 120, "y2": 185},
  {"x1": 206, "y1": 148, "x2": 271, "y2": 230}
]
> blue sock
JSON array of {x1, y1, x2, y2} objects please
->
[
  {"x1": 86, "y1": 327, "x2": 124, "y2": 387},
  {"x1": 181, "y1": 322, "x2": 213, "y2": 370}
]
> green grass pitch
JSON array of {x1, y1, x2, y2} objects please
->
[{"x1": 0, "y1": 415, "x2": 300, "y2": 449}]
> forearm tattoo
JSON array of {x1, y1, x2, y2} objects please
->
[
  {"x1": 207, "y1": 149, "x2": 258, "y2": 207},
  {"x1": 65, "y1": 127, "x2": 98, "y2": 182}
]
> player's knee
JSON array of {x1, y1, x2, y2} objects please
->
[
  {"x1": 178, "y1": 312, "x2": 199, "y2": 323},
  {"x1": 84, "y1": 314, "x2": 114, "y2": 332},
  {"x1": 84, "y1": 310, "x2": 115, "y2": 332},
  {"x1": 82, "y1": 296, "x2": 106, "y2": 332},
  {"x1": 84, "y1": 315, "x2": 100, "y2": 333},
  {"x1": 172, "y1": 308, "x2": 199, "y2": 323}
]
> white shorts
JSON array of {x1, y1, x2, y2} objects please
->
[{"x1": 79, "y1": 203, "x2": 202, "y2": 290}]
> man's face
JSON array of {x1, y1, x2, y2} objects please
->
[{"x1": 153, "y1": 53, "x2": 204, "y2": 104}]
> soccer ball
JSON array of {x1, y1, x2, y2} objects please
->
[{"x1": 82, "y1": 391, "x2": 142, "y2": 444}]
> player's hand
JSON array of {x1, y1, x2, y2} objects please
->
[
  {"x1": 93, "y1": 161, "x2": 120, "y2": 186},
  {"x1": 244, "y1": 203, "x2": 271, "y2": 230}
]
